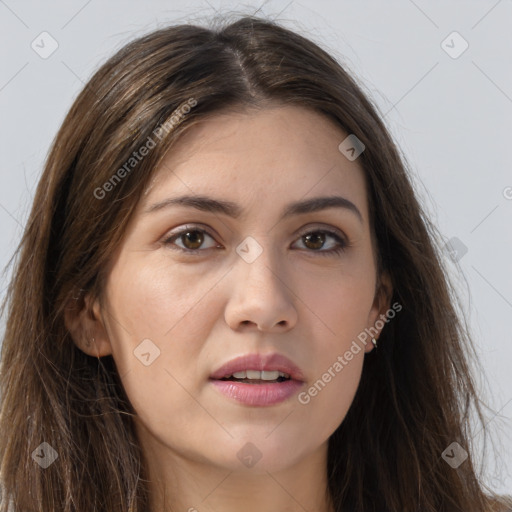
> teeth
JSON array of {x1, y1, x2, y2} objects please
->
[{"x1": 229, "y1": 370, "x2": 290, "y2": 380}]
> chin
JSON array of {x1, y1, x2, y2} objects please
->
[{"x1": 204, "y1": 435, "x2": 309, "y2": 474}]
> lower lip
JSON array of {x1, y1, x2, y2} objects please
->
[{"x1": 210, "y1": 379, "x2": 304, "y2": 406}]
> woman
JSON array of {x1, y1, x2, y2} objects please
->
[{"x1": 0, "y1": 14, "x2": 510, "y2": 512}]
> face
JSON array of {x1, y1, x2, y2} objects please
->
[{"x1": 70, "y1": 105, "x2": 391, "y2": 475}]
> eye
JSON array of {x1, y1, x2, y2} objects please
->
[
  {"x1": 162, "y1": 225, "x2": 220, "y2": 254},
  {"x1": 162, "y1": 225, "x2": 349, "y2": 256},
  {"x1": 292, "y1": 228, "x2": 348, "y2": 256}
]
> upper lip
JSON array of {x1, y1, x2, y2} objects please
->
[{"x1": 210, "y1": 353, "x2": 306, "y2": 382}]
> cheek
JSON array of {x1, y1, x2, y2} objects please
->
[
  {"x1": 102, "y1": 258, "x2": 222, "y2": 412},
  {"x1": 105, "y1": 256, "x2": 223, "y2": 342},
  {"x1": 295, "y1": 273, "x2": 372, "y2": 424},
  {"x1": 300, "y1": 351, "x2": 364, "y2": 435},
  {"x1": 302, "y1": 269, "x2": 375, "y2": 348}
]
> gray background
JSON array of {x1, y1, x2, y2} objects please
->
[{"x1": 0, "y1": 0, "x2": 511, "y2": 494}]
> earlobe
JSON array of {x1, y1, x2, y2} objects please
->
[{"x1": 63, "y1": 290, "x2": 113, "y2": 358}]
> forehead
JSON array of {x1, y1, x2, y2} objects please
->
[{"x1": 142, "y1": 105, "x2": 369, "y2": 224}]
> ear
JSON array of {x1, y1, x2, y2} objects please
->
[
  {"x1": 64, "y1": 288, "x2": 113, "y2": 358},
  {"x1": 364, "y1": 270, "x2": 393, "y2": 353}
]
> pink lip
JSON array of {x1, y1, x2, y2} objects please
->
[
  {"x1": 209, "y1": 353, "x2": 306, "y2": 407},
  {"x1": 210, "y1": 379, "x2": 304, "y2": 406}
]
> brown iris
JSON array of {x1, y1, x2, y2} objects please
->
[
  {"x1": 181, "y1": 230, "x2": 204, "y2": 250},
  {"x1": 302, "y1": 232, "x2": 325, "y2": 250}
]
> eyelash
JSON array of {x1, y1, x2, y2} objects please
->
[{"x1": 162, "y1": 225, "x2": 349, "y2": 257}]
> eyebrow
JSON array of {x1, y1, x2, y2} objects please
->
[{"x1": 143, "y1": 194, "x2": 363, "y2": 224}]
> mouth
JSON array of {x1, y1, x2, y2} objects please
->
[
  {"x1": 209, "y1": 352, "x2": 305, "y2": 383},
  {"x1": 209, "y1": 353, "x2": 305, "y2": 406},
  {"x1": 217, "y1": 370, "x2": 292, "y2": 384}
]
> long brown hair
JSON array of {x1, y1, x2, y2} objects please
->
[{"x1": 0, "y1": 14, "x2": 510, "y2": 512}]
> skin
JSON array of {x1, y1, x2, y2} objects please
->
[{"x1": 66, "y1": 105, "x2": 392, "y2": 512}]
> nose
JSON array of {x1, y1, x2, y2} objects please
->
[{"x1": 224, "y1": 243, "x2": 298, "y2": 332}]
